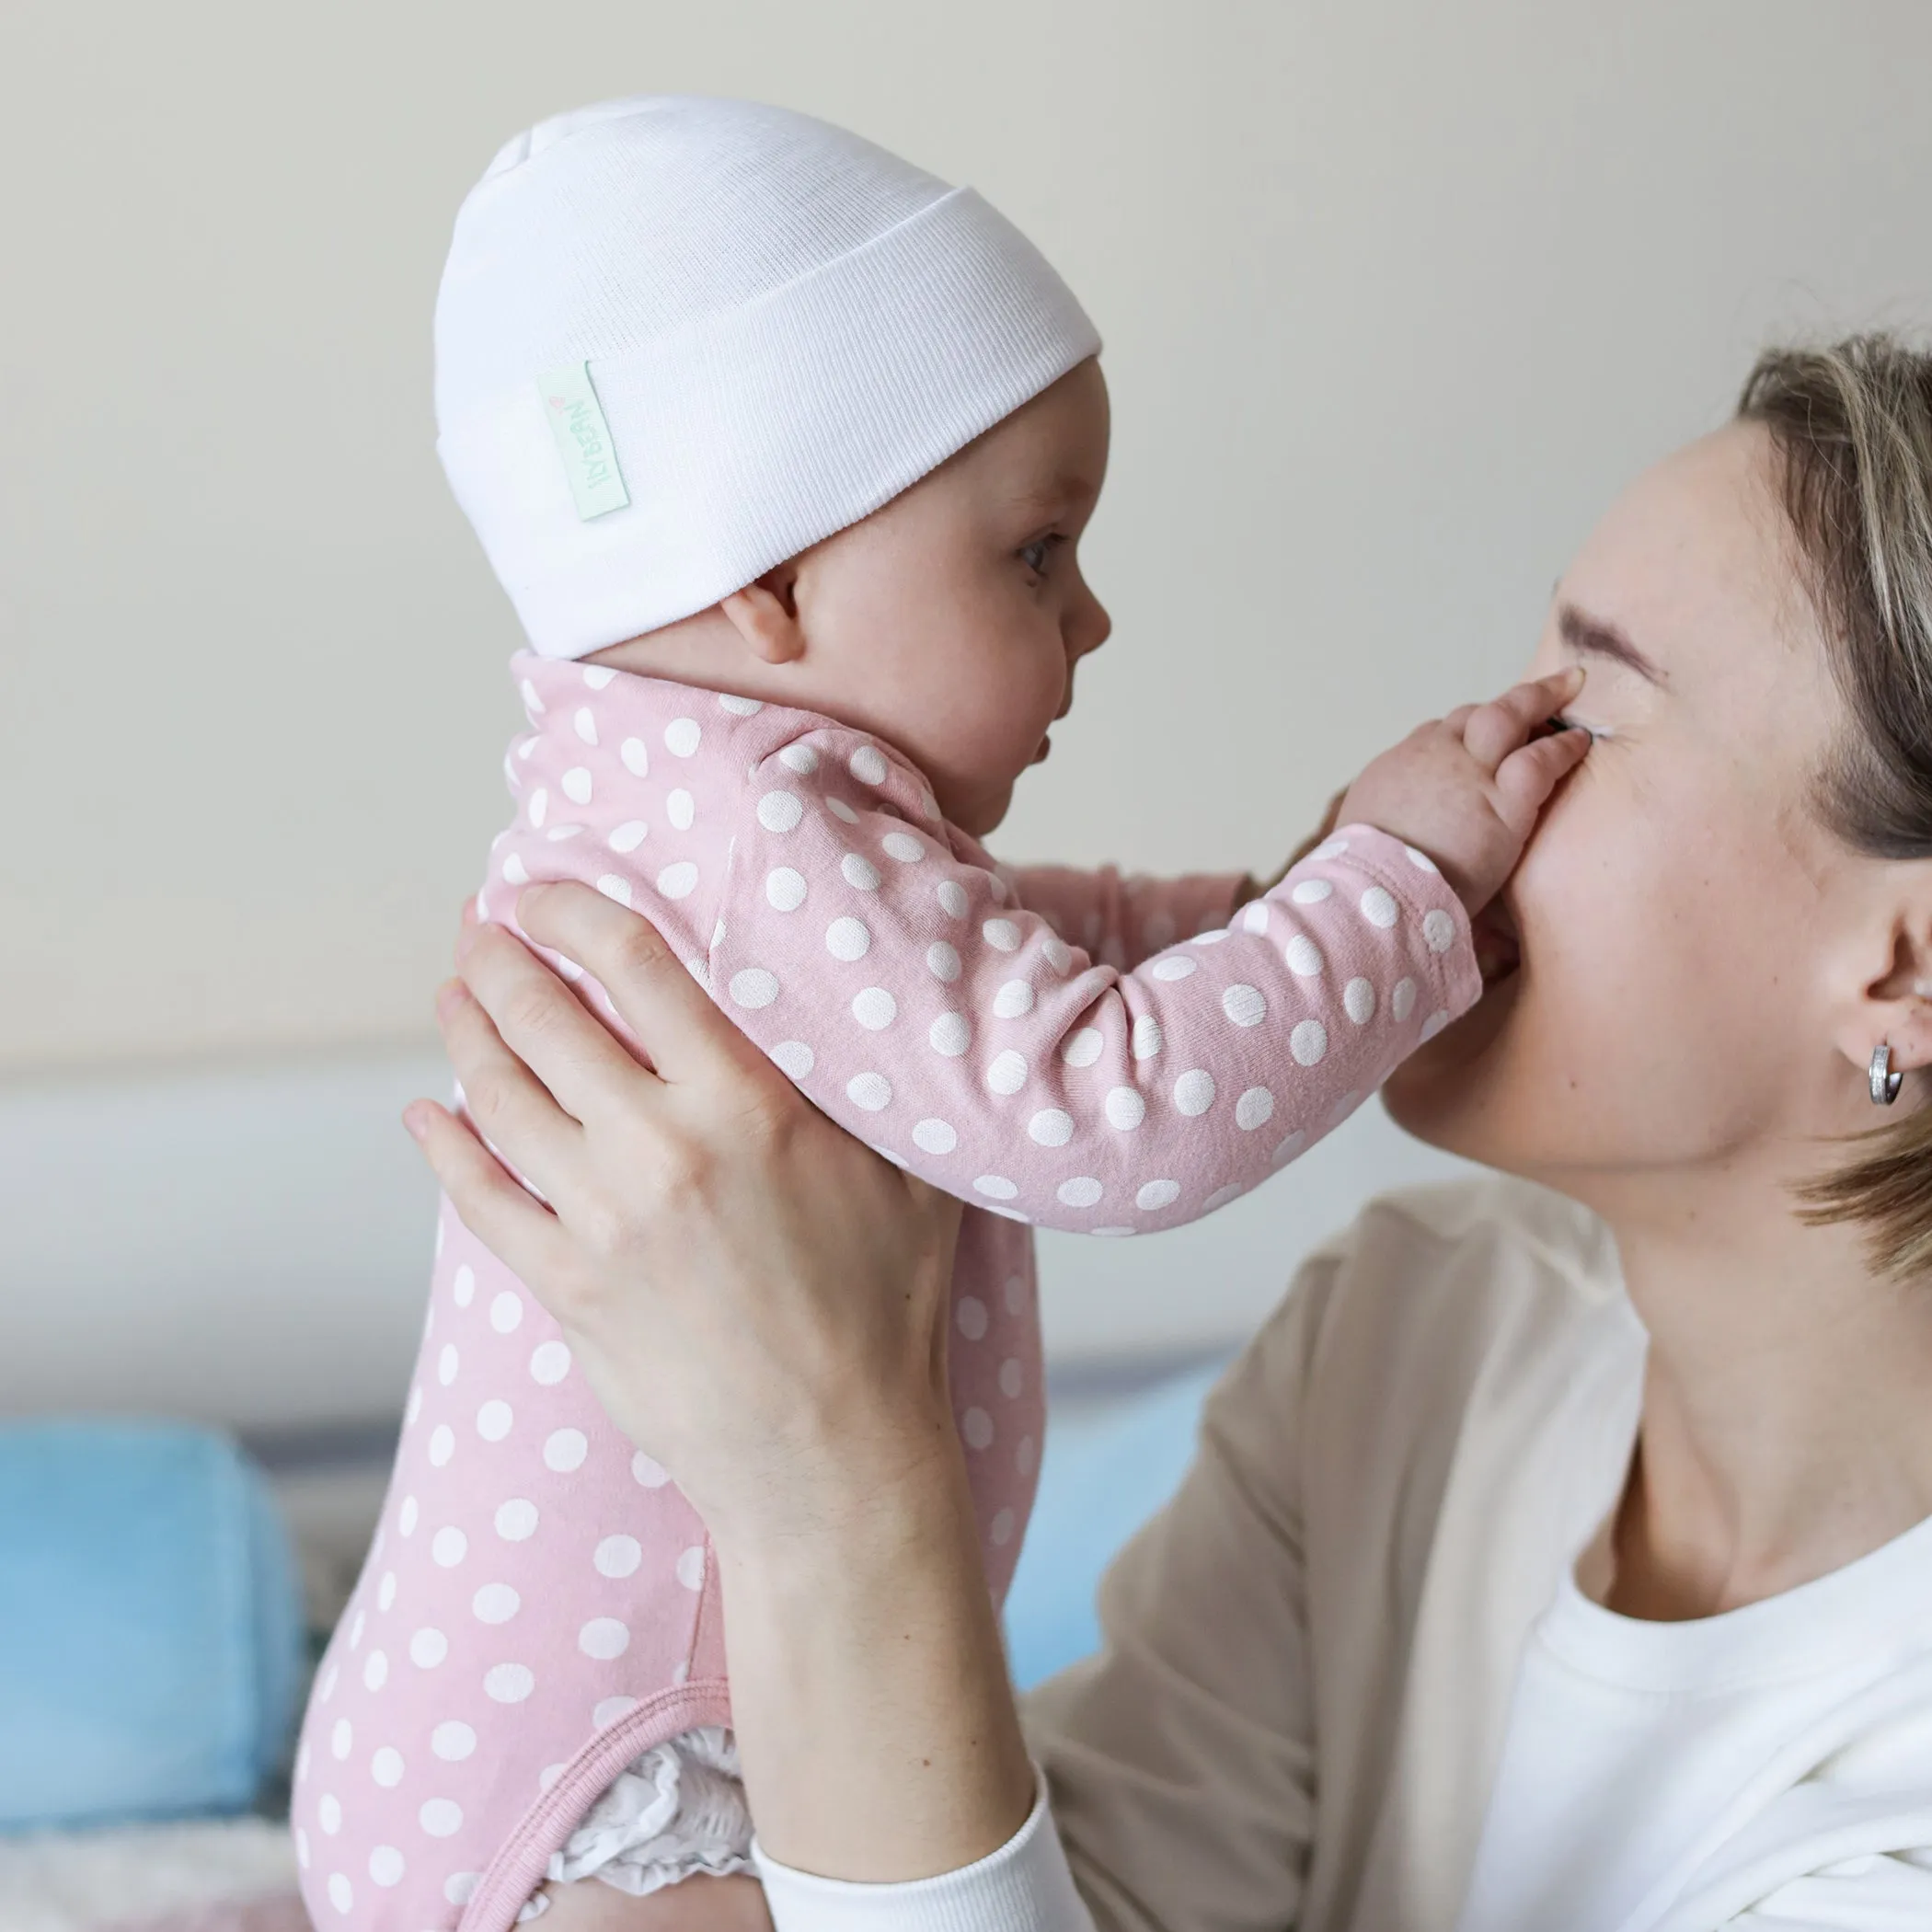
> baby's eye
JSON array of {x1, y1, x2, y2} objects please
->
[{"x1": 1018, "y1": 536, "x2": 1060, "y2": 577}]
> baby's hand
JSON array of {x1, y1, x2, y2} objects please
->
[{"x1": 1338, "y1": 668, "x2": 1591, "y2": 912}]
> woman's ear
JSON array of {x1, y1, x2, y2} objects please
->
[
  {"x1": 719, "y1": 564, "x2": 807, "y2": 665},
  {"x1": 1834, "y1": 893, "x2": 1932, "y2": 1076}
]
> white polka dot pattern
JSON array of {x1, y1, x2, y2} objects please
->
[
  {"x1": 1062, "y1": 1028, "x2": 1104, "y2": 1067},
  {"x1": 293, "y1": 668, "x2": 1481, "y2": 1929},
  {"x1": 846, "y1": 1072, "x2": 892, "y2": 1111},
  {"x1": 986, "y1": 1051, "x2": 1029, "y2": 1096},
  {"x1": 825, "y1": 917, "x2": 870, "y2": 961},
  {"x1": 929, "y1": 1012, "x2": 972, "y2": 1057},
  {"x1": 994, "y1": 979, "x2": 1035, "y2": 1018},
  {"x1": 769, "y1": 1040, "x2": 815, "y2": 1079},
  {"x1": 1173, "y1": 1069, "x2": 1217, "y2": 1116},
  {"x1": 851, "y1": 987, "x2": 897, "y2": 1029},
  {"x1": 729, "y1": 969, "x2": 779, "y2": 1009}
]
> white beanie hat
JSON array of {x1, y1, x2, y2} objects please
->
[{"x1": 434, "y1": 96, "x2": 1101, "y2": 661}]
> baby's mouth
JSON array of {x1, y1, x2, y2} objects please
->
[{"x1": 1473, "y1": 895, "x2": 1522, "y2": 987}]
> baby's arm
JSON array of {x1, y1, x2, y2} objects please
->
[
  {"x1": 707, "y1": 730, "x2": 1480, "y2": 1234},
  {"x1": 997, "y1": 865, "x2": 1248, "y2": 972}
]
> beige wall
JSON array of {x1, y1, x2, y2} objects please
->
[{"x1": 6, "y1": 0, "x2": 1929, "y2": 1072}]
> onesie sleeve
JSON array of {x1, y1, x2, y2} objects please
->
[
  {"x1": 1001, "y1": 866, "x2": 1248, "y2": 972},
  {"x1": 707, "y1": 729, "x2": 1482, "y2": 1235}
]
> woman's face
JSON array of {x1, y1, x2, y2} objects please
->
[{"x1": 1385, "y1": 423, "x2": 1876, "y2": 1194}]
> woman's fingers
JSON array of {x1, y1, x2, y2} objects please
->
[
  {"x1": 435, "y1": 976, "x2": 589, "y2": 1210},
  {"x1": 457, "y1": 920, "x2": 650, "y2": 1129},
  {"x1": 1462, "y1": 668, "x2": 1585, "y2": 770},
  {"x1": 1491, "y1": 720, "x2": 1592, "y2": 834},
  {"x1": 404, "y1": 1097, "x2": 569, "y2": 1290},
  {"x1": 516, "y1": 883, "x2": 779, "y2": 1090}
]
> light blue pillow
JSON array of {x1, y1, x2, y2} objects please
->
[
  {"x1": 0, "y1": 1420, "x2": 304, "y2": 1830},
  {"x1": 1003, "y1": 1360, "x2": 1227, "y2": 1692}
]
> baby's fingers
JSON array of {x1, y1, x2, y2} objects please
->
[
  {"x1": 1462, "y1": 668, "x2": 1585, "y2": 770},
  {"x1": 1491, "y1": 723, "x2": 1591, "y2": 835}
]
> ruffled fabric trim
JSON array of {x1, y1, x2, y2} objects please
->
[{"x1": 546, "y1": 1727, "x2": 753, "y2": 1898}]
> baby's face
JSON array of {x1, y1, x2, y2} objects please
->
[
  {"x1": 594, "y1": 359, "x2": 1112, "y2": 837},
  {"x1": 784, "y1": 358, "x2": 1112, "y2": 834}
]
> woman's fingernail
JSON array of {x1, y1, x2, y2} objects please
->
[
  {"x1": 435, "y1": 980, "x2": 466, "y2": 1020},
  {"x1": 402, "y1": 1104, "x2": 430, "y2": 1144}
]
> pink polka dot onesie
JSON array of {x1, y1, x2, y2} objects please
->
[{"x1": 291, "y1": 653, "x2": 1483, "y2": 1929}]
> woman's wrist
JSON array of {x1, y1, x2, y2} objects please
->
[{"x1": 715, "y1": 1442, "x2": 1035, "y2": 1885}]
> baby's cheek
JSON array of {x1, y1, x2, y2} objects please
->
[{"x1": 930, "y1": 658, "x2": 1060, "y2": 786}]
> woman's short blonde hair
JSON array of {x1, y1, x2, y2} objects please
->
[{"x1": 1741, "y1": 334, "x2": 1932, "y2": 1276}]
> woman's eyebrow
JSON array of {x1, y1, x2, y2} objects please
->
[{"x1": 1558, "y1": 602, "x2": 1668, "y2": 685}]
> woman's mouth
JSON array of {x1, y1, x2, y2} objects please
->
[{"x1": 1473, "y1": 895, "x2": 1522, "y2": 986}]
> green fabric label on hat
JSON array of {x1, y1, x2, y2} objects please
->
[{"x1": 537, "y1": 361, "x2": 629, "y2": 520}]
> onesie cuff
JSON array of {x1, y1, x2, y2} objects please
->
[
  {"x1": 751, "y1": 1769, "x2": 1094, "y2": 1932},
  {"x1": 1306, "y1": 823, "x2": 1484, "y2": 1025}
]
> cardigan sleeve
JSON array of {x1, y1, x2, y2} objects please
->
[{"x1": 1018, "y1": 1261, "x2": 1338, "y2": 1930}]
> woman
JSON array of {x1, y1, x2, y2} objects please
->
[{"x1": 407, "y1": 335, "x2": 1932, "y2": 1930}]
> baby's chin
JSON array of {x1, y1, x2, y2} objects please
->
[{"x1": 945, "y1": 776, "x2": 1018, "y2": 840}]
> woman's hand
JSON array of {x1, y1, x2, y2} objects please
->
[
  {"x1": 408, "y1": 880, "x2": 962, "y2": 1547},
  {"x1": 405, "y1": 884, "x2": 1035, "y2": 1880}
]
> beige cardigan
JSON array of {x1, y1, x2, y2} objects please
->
[
  {"x1": 755, "y1": 1175, "x2": 1932, "y2": 1930},
  {"x1": 1026, "y1": 1175, "x2": 1646, "y2": 1930}
]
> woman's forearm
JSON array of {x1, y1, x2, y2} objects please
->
[{"x1": 716, "y1": 1443, "x2": 1035, "y2": 1883}]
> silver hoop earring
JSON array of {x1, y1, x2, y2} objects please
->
[{"x1": 1870, "y1": 1042, "x2": 1904, "y2": 1106}]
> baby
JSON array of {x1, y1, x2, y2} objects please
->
[{"x1": 292, "y1": 97, "x2": 1583, "y2": 1932}]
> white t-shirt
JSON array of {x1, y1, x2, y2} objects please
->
[
  {"x1": 754, "y1": 1177, "x2": 1932, "y2": 1931},
  {"x1": 1456, "y1": 1534, "x2": 1932, "y2": 1932}
]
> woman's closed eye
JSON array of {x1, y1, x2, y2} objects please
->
[{"x1": 1533, "y1": 712, "x2": 1615, "y2": 744}]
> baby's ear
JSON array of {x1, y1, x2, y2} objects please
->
[{"x1": 719, "y1": 564, "x2": 806, "y2": 664}]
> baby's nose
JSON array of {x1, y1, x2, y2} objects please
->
[{"x1": 1070, "y1": 587, "x2": 1112, "y2": 658}]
